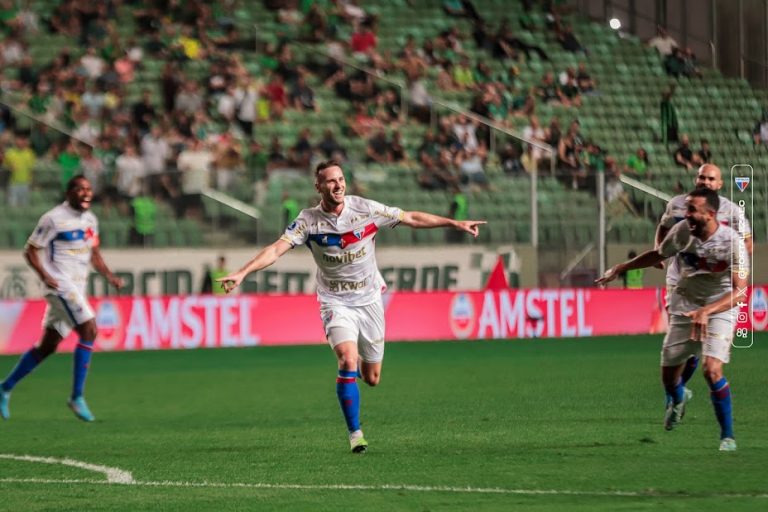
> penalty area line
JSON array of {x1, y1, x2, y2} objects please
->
[{"x1": 0, "y1": 478, "x2": 767, "y2": 499}]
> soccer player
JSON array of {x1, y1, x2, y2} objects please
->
[
  {"x1": 598, "y1": 188, "x2": 747, "y2": 451},
  {"x1": 654, "y1": 164, "x2": 752, "y2": 406},
  {"x1": 0, "y1": 175, "x2": 124, "y2": 422},
  {"x1": 217, "y1": 160, "x2": 485, "y2": 453}
]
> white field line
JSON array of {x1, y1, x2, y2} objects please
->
[
  {"x1": 0, "y1": 477, "x2": 768, "y2": 499},
  {"x1": 0, "y1": 454, "x2": 134, "y2": 484}
]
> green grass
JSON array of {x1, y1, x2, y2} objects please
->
[{"x1": 1, "y1": 335, "x2": 767, "y2": 511}]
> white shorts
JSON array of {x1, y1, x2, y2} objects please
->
[
  {"x1": 320, "y1": 301, "x2": 385, "y2": 363},
  {"x1": 661, "y1": 313, "x2": 734, "y2": 366},
  {"x1": 43, "y1": 288, "x2": 95, "y2": 338}
]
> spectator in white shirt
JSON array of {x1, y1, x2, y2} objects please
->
[
  {"x1": 648, "y1": 26, "x2": 678, "y2": 56},
  {"x1": 115, "y1": 145, "x2": 146, "y2": 201},
  {"x1": 79, "y1": 47, "x2": 106, "y2": 79}
]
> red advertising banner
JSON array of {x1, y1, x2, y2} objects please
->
[{"x1": 1, "y1": 287, "x2": 766, "y2": 355}]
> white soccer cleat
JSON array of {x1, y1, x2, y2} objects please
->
[
  {"x1": 719, "y1": 438, "x2": 737, "y2": 452},
  {"x1": 664, "y1": 391, "x2": 689, "y2": 431},
  {"x1": 349, "y1": 429, "x2": 368, "y2": 453}
]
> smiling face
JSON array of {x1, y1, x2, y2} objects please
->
[
  {"x1": 316, "y1": 165, "x2": 346, "y2": 213},
  {"x1": 67, "y1": 176, "x2": 93, "y2": 212},
  {"x1": 684, "y1": 195, "x2": 715, "y2": 238}
]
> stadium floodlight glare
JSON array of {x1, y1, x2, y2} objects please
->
[{"x1": 609, "y1": 18, "x2": 621, "y2": 30}]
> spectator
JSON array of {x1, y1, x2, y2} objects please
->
[
  {"x1": 213, "y1": 133, "x2": 244, "y2": 192},
  {"x1": 390, "y1": 130, "x2": 406, "y2": 162},
  {"x1": 557, "y1": 25, "x2": 586, "y2": 54},
  {"x1": 576, "y1": 62, "x2": 597, "y2": 93},
  {"x1": 456, "y1": 141, "x2": 490, "y2": 190},
  {"x1": 129, "y1": 192, "x2": 158, "y2": 246},
  {"x1": 233, "y1": 77, "x2": 259, "y2": 138},
  {"x1": 349, "y1": 102, "x2": 381, "y2": 138},
  {"x1": 408, "y1": 77, "x2": 432, "y2": 123},
  {"x1": 3, "y1": 133, "x2": 35, "y2": 207},
  {"x1": 499, "y1": 141, "x2": 524, "y2": 175},
  {"x1": 418, "y1": 148, "x2": 459, "y2": 191},
  {"x1": 365, "y1": 129, "x2": 391, "y2": 163},
  {"x1": 267, "y1": 136, "x2": 288, "y2": 172},
  {"x1": 141, "y1": 125, "x2": 171, "y2": 195},
  {"x1": 291, "y1": 74, "x2": 317, "y2": 111},
  {"x1": 57, "y1": 139, "x2": 81, "y2": 189},
  {"x1": 78, "y1": 47, "x2": 105, "y2": 79},
  {"x1": 132, "y1": 89, "x2": 157, "y2": 135},
  {"x1": 660, "y1": 87, "x2": 679, "y2": 144},
  {"x1": 664, "y1": 47, "x2": 686, "y2": 78},
  {"x1": 30, "y1": 125, "x2": 54, "y2": 157},
  {"x1": 80, "y1": 83, "x2": 106, "y2": 119},
  {"x1": 265, "y1": 73, "x2": 288, "y2": 120},
  {"x1": 697, "y1": 139, "x2": 712, "y2": 163},
  {"x1": 522, "y1": 115, "x2": 546, "y2": 171},
  {"x1": 289, "y1": 128, "x2": 314, "y2": 169},
  {"x1": 446, "y1": 186, "x2": 469, "y2": 244},
  {"x1": 174, "y1": 80, "x2": 204, "y2": 116},
  {"x1": 648, "y1": 26, "x2": 678, "y2": 56},
  {"x1": 559, "y1": 73, "x2": 582, "y2": 107},
  {"x1": 673, "y1": 134, "x2": 697, "y2": 170},
  {"x1": 536, "y1": 72, "x2": 563, "y2": 104},
  {"x1": 115, "y1": 145, "x2": 146, "y2": 206},
  {"x1": 452, "y1": 114, "x2": 478, "y2": 151},
  {"x1": 605, "y1": 157, "x2": 639, "y2": 217},
  {"x1": 558, "y1": 132, "x2": 585, "y2": 189},
  {"x1": 452, "y1": 56, "x2": 476, "y2": 90},
  {"x1": 317, "y1": 129, "x2": 347, "y2": 160},
  {"x1": 681, "y1": 47, "x2": 702, "y2": 79},
  {"x1": 442, "y1": 0, "x2": 482, "y2": 22},
  {"x1": 350, "y1": 20, "x2": 377, "y2": 56},
  {"x1": 624, "y1": 147, "x2": 651, "y2": 180},
  {"x1": 176, "y1": 138, "x2": 213, "y2": 219},
  {"x1": 80, "y1": 145, "x2": 105, "y2": 198}
]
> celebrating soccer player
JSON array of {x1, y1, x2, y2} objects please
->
[
  {"x1": 598, "y1": 187, "x2": 747, "y2": 451},
  {"x1": 0, "y1": 176, "x2": 124, "y2": 422},
  {"x1": 654, "y1": 164, "x2": 752, "y2": 408},
  {"x1": 217, "y1": 160, "x2": 485, "y2": 453}
]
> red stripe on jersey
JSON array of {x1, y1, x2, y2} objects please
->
[{"x1": 340, "y1": 223, "x2": 378, "y2": 249}]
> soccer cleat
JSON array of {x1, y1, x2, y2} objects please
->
[
  {"x1": 67, "y1": 397, "x2": 95, "y2": 422},
  {"x1": 349, "y1": 429, "x2": 368, "y2": 453},
  {"x1": 719, "y1": 438, "x2": 737, "y2": 452},
  {"x1": 680, "y1": 388, "x2": 693, "y2": 419},
  {"x1": 0, "y1": 391, "x2": 10, "y2": 420},
  {"x1": 664, "y1": 392, "x2": 689, "y2": 431}
]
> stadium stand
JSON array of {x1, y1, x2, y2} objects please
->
[{"x1": 0, "y1": 0, "x2": 765, "y2": 252}]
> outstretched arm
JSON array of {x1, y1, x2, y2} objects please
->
[
  {"x1": 400, "y1": 211, "x2": 486, "y2": 237},
  {"x1": 91, "y1": 246, "x2": 125, "y2": 290},
  {"x1": 217, "y1": 238, "x2": 293, "y2": 293},
  {"x1": 596, "y1": 249, "x2": 666, "y2": 286}
]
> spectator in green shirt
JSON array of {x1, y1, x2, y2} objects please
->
[
  {"x1": 624, "y1": 147, "x2": 650, "y2": 180},
  {"x1": 57, "y1": 139, "x2": 82, "y2": 191},
  {"x1": 4, "y1": 133, "x2": 36, "y2": 207}
]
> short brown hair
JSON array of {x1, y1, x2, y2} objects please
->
[{"x1": 315, "y1": 159, "x2": 342, "y2": 177}]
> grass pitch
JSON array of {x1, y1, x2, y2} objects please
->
[{"x1": 1, "y1": 334, "x2": 766, "y2": 511}]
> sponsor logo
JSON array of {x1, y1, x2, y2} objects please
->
[
  {"x1": 751, "y1": 287, "x2": 768, "y2": 330},
  {"x1": 96, "y1": 300, "x2": 121, "y2": 351},
  {"x1": 735, "y1": 176, "x2": 750, "y2": 192},
  {"x1": 449, "y1": 293, "x2": 475, "y2": 339},
  {"x1": 322, "y1": 247, "x2": 367, "y2": 264},
  {"x1": 328, "y1": 278, "x2": 369, "y2": 292}
]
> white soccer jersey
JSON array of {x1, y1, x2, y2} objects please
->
[
  {"x1": 280, "y1": 195, "x2": 404, "y2": 306},
  {"x1": 27, "y1": 202, "x2": 99, "y2": 292},
  {"x1": 659, "y1": 221, "x2": 746, "y2": 315},
  {"x1": 659, "y1": 194, "x2": 751, "y2": 287}
]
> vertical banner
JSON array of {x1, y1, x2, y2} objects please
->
[{"x1": 731, "y1": 165, "x2": 754, "y2": 349}]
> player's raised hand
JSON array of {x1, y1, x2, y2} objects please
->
[
  {"x1": 456, "y1": 220, "x2": 487, "y2": 238},
  {"x1": 595, "y1": 265, "x2": 621, "y2": 287},
  {"x1": 683, "y1": 308, "x2": 709, "y2": 342},
  {"x1": 216, "y1": 271, "x2": 246, "y2": 294}
]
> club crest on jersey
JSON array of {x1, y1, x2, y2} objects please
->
[
  {"x1": 353, "y1": 227, "x2": 365, "y2": 240},
  {"x1": 735, "y1": 177, "x2": 750, "y2": 192}
]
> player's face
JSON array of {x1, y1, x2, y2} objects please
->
[
  {"x1": 67, "y1": 178, "x2": 93, "y2": 212},
  {"x1": 695, "y1": 166, "x2": 722, "y2": 191},
  {"x1": 684, "y1": 196, "x2": 713, "y2": 237},
  {"x1": 316, "y1": 165, "x2": 346, "y2": 209}
]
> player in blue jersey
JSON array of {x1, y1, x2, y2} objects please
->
[
  {"x1": 0, "y1": 176, "x2": 124, "y2": 422},
  {"x1": 599, "y1": 188, "x2": 747, "y2": 451},
  {"x1": 218, "y1": 160, "x2": 485, "y2": 452}
]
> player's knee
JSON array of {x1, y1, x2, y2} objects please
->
[
  {"x1": 701, "y1": 362, "x2": 723, "y2": 384},
  {"x1": 336, "y1": 353, "x2": 358, "y2": 372},
  {"x1": 78, "y1": 321, "x2": 98, "y2": 341}
]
